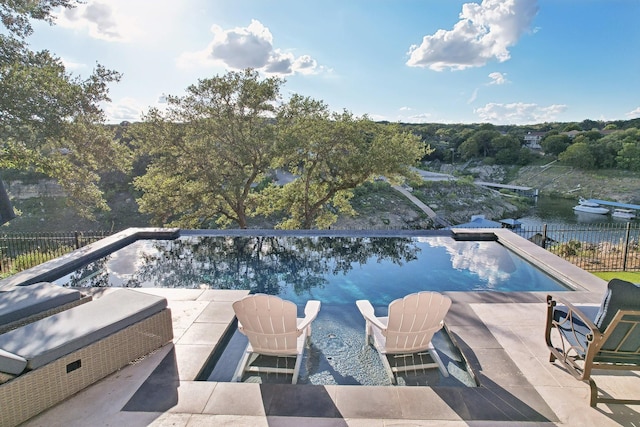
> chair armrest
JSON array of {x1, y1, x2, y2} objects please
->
[
  {"x1": 356, "y1": 300, "x2": 387, "y2": 331},
  {"x1": 297, "y1": 300, "x2": 321, "y2": 331},
  {"x1": 546, "y1": 294, "x2": 600, "y2": 336}
]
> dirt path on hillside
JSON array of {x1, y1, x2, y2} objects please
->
[
  {"x1": 511, "y1": 166, "x2": 640, "y2": 203},
  {"x1": 391, "y1": 185, "x2": 452, "y2": 227}
]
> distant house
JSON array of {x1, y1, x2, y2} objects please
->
[
  {"x1": 523, "y1": 132, "x2": 545, "y2": 149},
  {"x1": 561, "y1": 130, "x2": 581, "y2": 139}
]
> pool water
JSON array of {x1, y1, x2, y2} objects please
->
[
  {"x1": 205, "y1": 304, "x2": 477, "y2": 387},
  {"x1": 56, "y1": 234, "x2": 568, "y2": 298},
  {"x1": 54, "y1": 233, "x2": 566, "y2": 386}
]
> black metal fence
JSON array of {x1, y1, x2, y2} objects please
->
[
  {"x1": 1, "y1": 224, "x2": 640, "y2": 277},
  {"x1": 512, "y1": 222, "x2": 640, "y2": 272},
  {"x1": 0, "y1": 231, "x2": 111, "y2": 276}
]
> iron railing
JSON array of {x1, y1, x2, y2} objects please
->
[
  {"x1": 0, "y1": 231, "x2": 111, "y2": 276},
  {"x1": 512, "y1": 222, "x2": 640, "y2": 272},
  {"x1": 1, "y1": 224, "x2": 639, "y2": 277}
]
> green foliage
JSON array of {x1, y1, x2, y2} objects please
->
[
  {"x1": 542, "y1": 134, "x2": 571, "y2": 156},
  {"x1": 517, "y1": 147, "x2": 536, "y2": 165},
  {"x1": 616, "y1": 142, "x2": 640, "y2": 171},
  {"x1": 458, "y1": 137, "x2": 480, "y2": 160},
  {"x1": 563, "y1": 123, "x2": 581, "y2": 132},
  {"x1": 559, "y1": 142, "x2": 596, "y2": 168},
  {"x1": 0, "y1": 0, "x2": 129, "y2": 219},
  {"x1": 580, "y1": 119, "x2": 604, "y2": 131},
  {"x1": 457, "y1": 175, "x2": 476, "y2": 185},
  {"x1": 457, "y1": 129, "x2": 525, "y2": 165},
  {"x1": 492, "y1": 135, "x2": 521, "y2": 164},
  {"x1": 548, "y1": 128, "x2": 640, "y2": 171},
  {"x1": 132, "y1": 69, "x2": 283, "y2": 229},
  {"x1": 1, "y1": 246, "x2": 73, "y2": 278},
  {"x1": 553, "y1": 240, "x2": 582, "y2": 257},
  {"x1": 260, "y1": 95, "x2": 428, "y2": 229},
  {"x1": 482, "y1": 157, "x2": 496, "y2": 166}
]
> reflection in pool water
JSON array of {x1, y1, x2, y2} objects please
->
[{"x1": 56, "y1": 235, "x2": 566, "y2": 303}]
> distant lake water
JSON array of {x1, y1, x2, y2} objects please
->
[{"x1": 517, "y1": 196, "x2": 637, "y2": 228}]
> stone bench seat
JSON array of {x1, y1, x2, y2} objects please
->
[{"x1": 0, "y1": 288, "x2": 173, "y2": 427}]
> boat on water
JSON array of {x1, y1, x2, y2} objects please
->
[
  {"x1": 611, "y1": 208, "x2": 636, "y2": 219},
  {"x1": 573, "y1": 198, "x2": 609, "y2": 215}
]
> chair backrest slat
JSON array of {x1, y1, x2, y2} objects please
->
[
  {"x1": 384, "y1": 292, "x2": 451, "y2": 354},
  {"x1": 233, "y1": 294, "x2": 300, "y2": 356}
]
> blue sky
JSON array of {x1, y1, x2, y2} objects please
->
[{"x1": 29, "y1": 0, "x2": 640, "y2": 125}]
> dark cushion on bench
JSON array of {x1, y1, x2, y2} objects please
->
[
  {"x1": 0, "y1": 289, "x2": 167, "y2": 371},
  {"x1": 594, "y1": 279, "x2": 640, "y2": 331},
  {"x1": 0, "y1": 282, "x2": 82, "y2": 326}
]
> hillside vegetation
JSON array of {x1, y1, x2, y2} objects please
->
[
  {"x1": 5, "y1": 160, "x2": 640, "y2": 234},
  {"x1": 511, "y1": 165, "x2": 640, "y2": 203},
  {"x1": 1, "y1": 177, "x2": 527, "y2": 232}
]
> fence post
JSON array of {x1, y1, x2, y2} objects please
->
[
  {"x1": 74, "y1": 231, "x2": 81, "y2": 250},
  {"x1": 542, "y1": 224, "x2": 547, "y2": 249},
  {"x1": 622, "y1": 221, "x2": 631, "y2": 272}
]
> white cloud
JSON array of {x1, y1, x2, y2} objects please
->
[
  {"x1": 409, "y1": 113, "x2": 433, "y2": 123},
  {"x1": 403, "y1": 112, "x2": 433, "y2": 123},
  {"x1": 406, "y1": 0, "x2": 539, "y2": 71},
  {"x1": 367, "y1": 113, "x2": 388, "y2": 122},
  {"x1": 626, "y1": 107, "x2": 640, "y2": 118},
  {"x1": 54, "y1": 0, "x2": 183, "y2": 43},
  {"x1": 60, "y1": 57, "x2": 86, "y2": 71},
  {"x1": 474, "y1": 102, "x2": 567, "y2": 124},
  {"x1": 488, "y1": 72, "x2": 508, "y2": 85},
  {"x1": 467, "y1": 88, "x2": 479, "y2": 104},
  {"x1": 102, "y1": 97, "x2": 146, "y2": 123},
  {"x1": 176, "y1": 20, "x2": 321, "y2": 76},
  {"x1": 56, "y1": 1, "x2": 132, "y2": 42}
]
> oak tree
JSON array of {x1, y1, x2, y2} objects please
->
[
  {"x1": 132, "y1": 69, "x2": 282, "y2": 228},
  {"x1": 261, "y1": 95, "x2": 428, "y2": 229},
  {"x1": 0, "y1": 0, "x2": 127, "y2": 218}
]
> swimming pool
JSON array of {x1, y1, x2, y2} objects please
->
[
  {"x1": 55, "y1": 233, "x2": 568, "y2": 301},
  {"x1": 42, "y1": 230, "x2": 567, "y2": 386}
]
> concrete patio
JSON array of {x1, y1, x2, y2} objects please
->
[{"x1": 19, "y1": 286, "x2": 639, "y2": 426}]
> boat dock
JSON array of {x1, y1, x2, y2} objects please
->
[
  {"x1": 474, "y1": 181, "x2": 538, "y2": 197},
  {"x1": 586, "y1": 199, "x2": 640, "y2": 211}
]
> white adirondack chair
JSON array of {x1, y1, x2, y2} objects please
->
[
  {"x1": 356, "y1": 291, "x2": 451, "y2": 383},
  {"x1": 231, "y1": 294, "x2": 321, "y2": 384}
]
